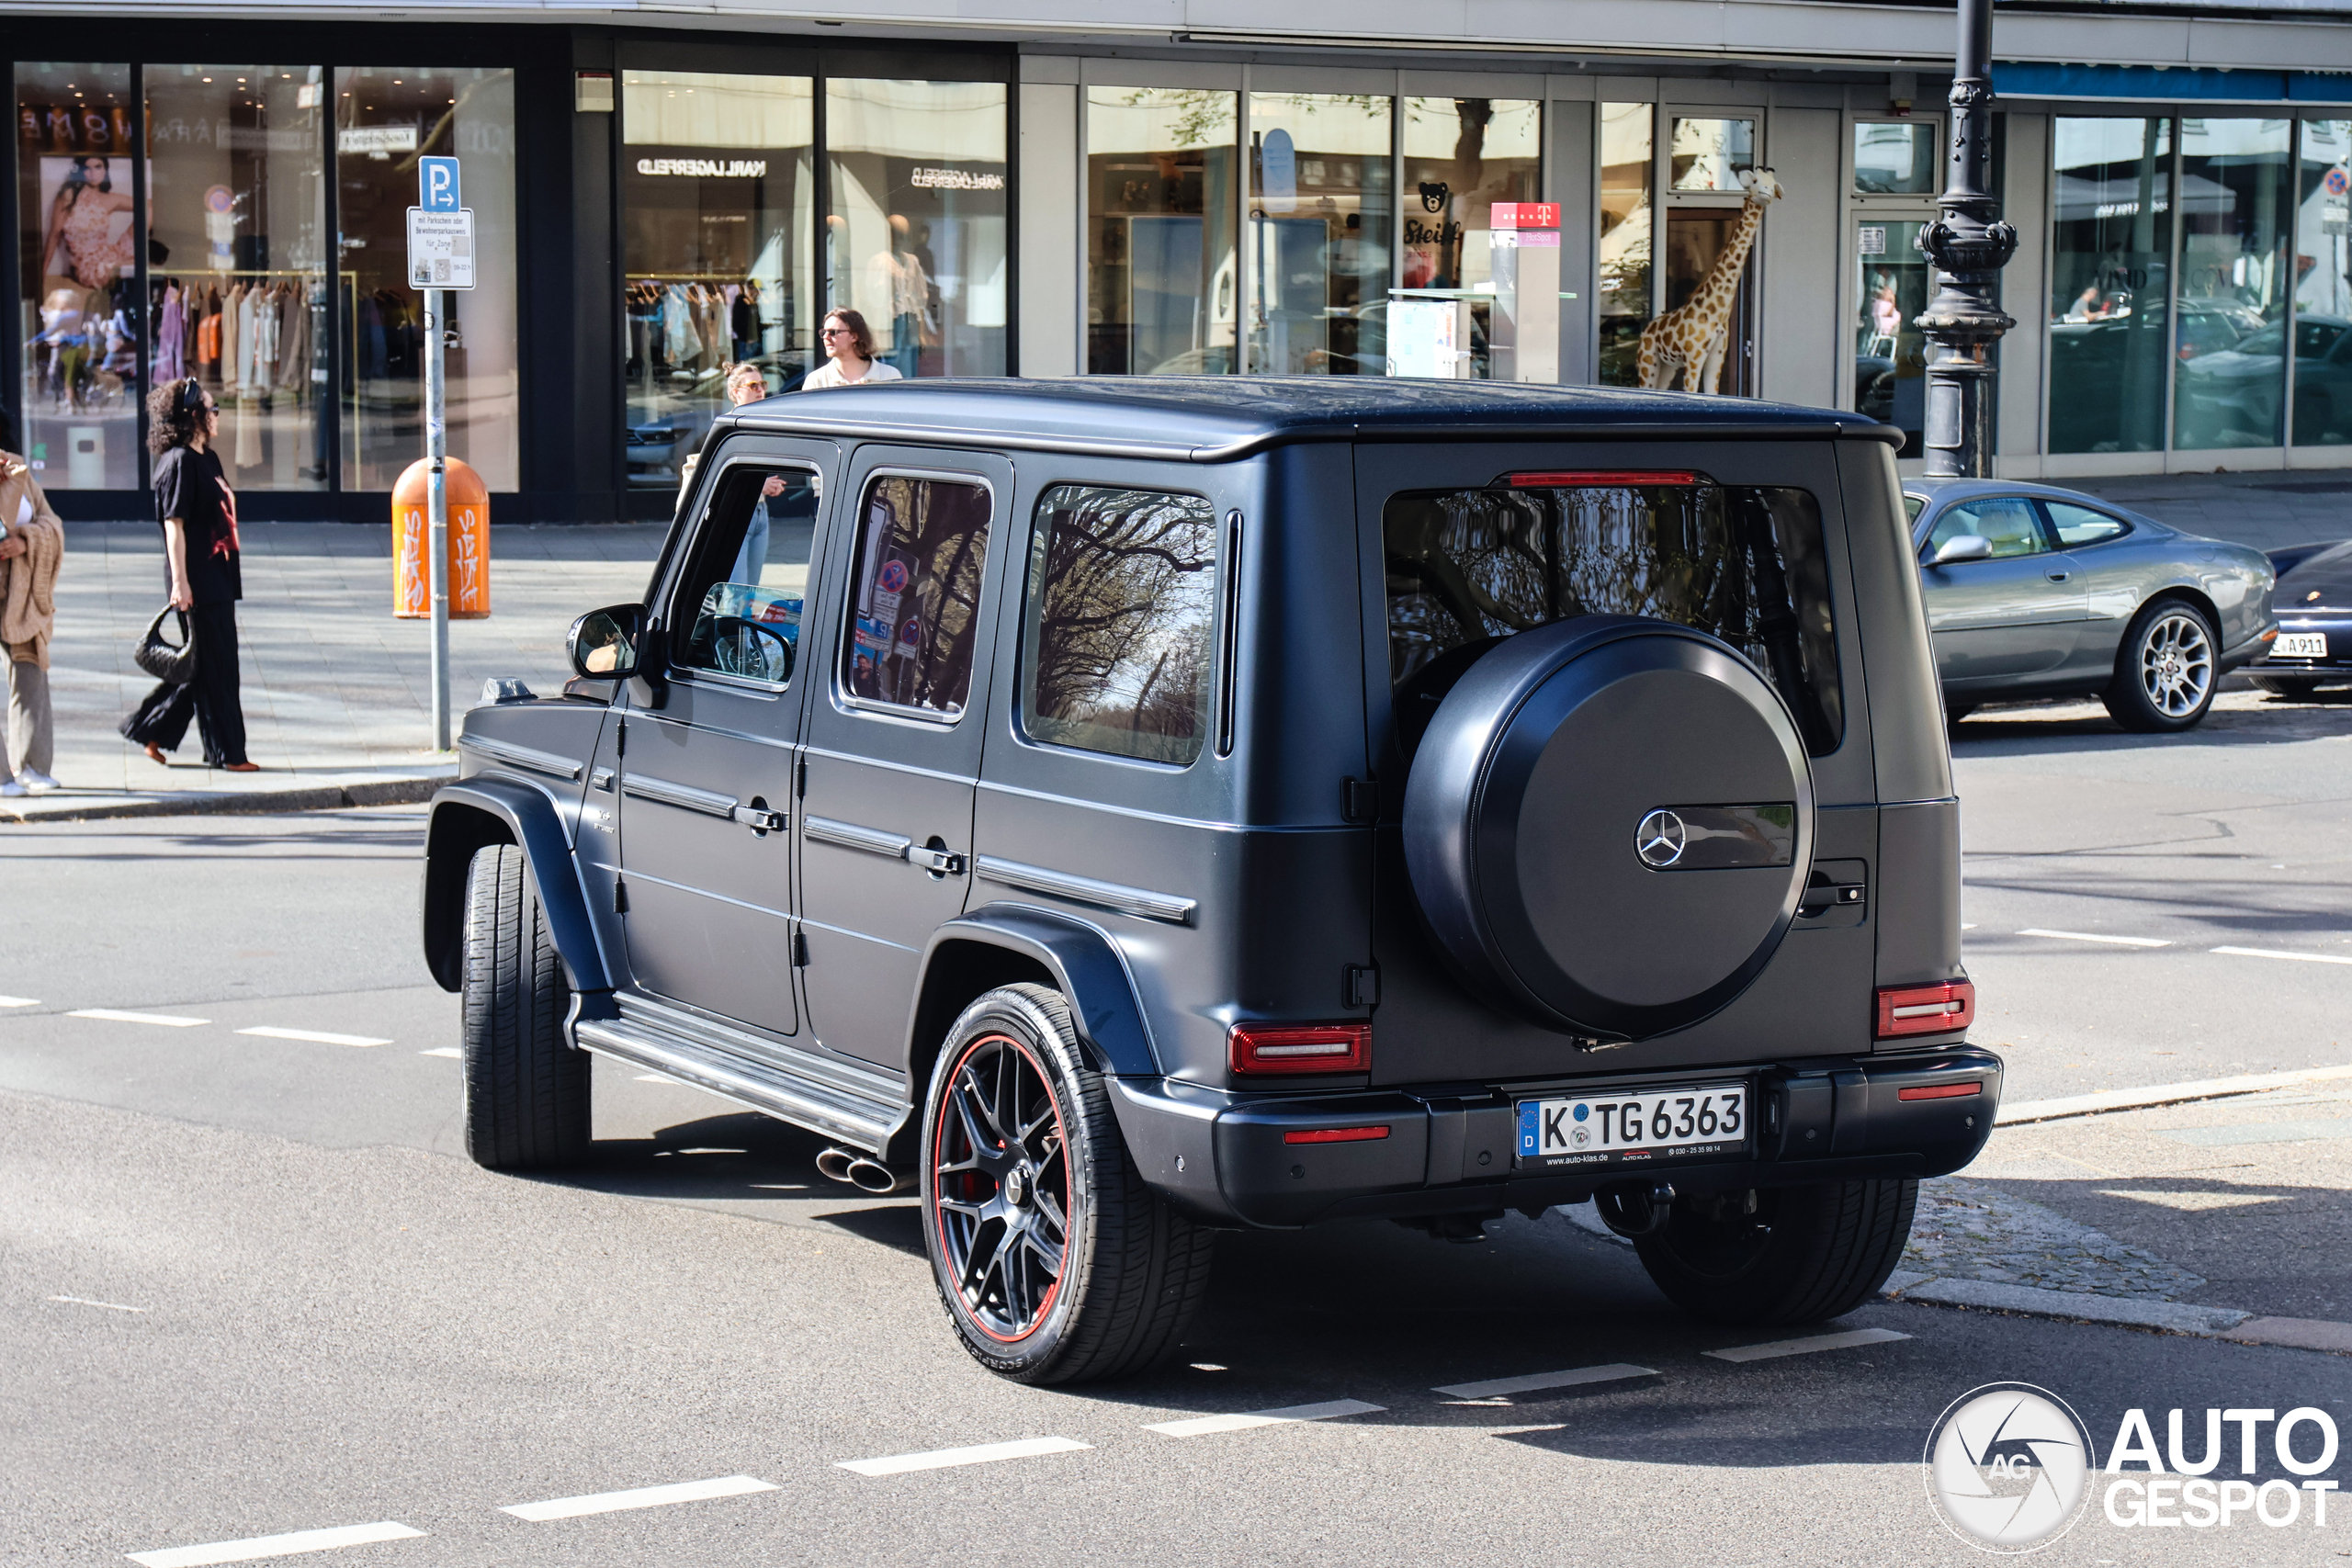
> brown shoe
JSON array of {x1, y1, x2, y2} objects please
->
[
  {"x1": 223, "y1": 761, "x2": 260, "y2": 773},
  {"x1": 142, "y1": 743, "x2": 167, "y2": 766}
]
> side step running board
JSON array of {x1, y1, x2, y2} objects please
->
[{"x1": 574, "y1": 1005, "x2": 903, "y2": 1156}]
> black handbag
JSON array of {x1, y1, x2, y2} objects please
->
[{"x1": 135, "y1": 606, "x2": 198, "y2": 684}]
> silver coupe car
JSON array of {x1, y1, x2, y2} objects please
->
[{"x1": 1905, "y1": 479, "x2": 2278, "y2": 732}]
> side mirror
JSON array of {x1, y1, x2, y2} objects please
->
[
  {"x1": 1929, "y1": 534, "x2": 1994, "y2": 567},
  {"x1": 569, "y1": 604, "x2": 647, "y2": 682}
]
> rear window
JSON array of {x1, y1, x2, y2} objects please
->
[{"x1": 1385, "y1": 476, "x2": 1844, "y2": 755}]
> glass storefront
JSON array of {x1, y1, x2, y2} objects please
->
[
  {"x1": 2172, "y1": 118, "x2": 2290, "y2": 451},
  {"x1": 826, "y1": 78, "x2": 1008, "y2": 379},
  {"x1": 1399, "y1": 96, "x2": 1539, "y2": 379},
  {"x1": 336, "y1": 65, "x2": 517, "y2": 492},
  {"x1": 14, "y1": 62, "x2": 139, "y2": 490},
  {"x1": 2294, "y1": 118, "x2": 2352, "y2": 446},
  {"x1": 145, "y1": 63, "x2": 326, "y2": 491},
  {"x1": 1085, "y1": 87, "x2": 1238, "y2": 377},
  {"x1": 1245, "y1": 93, "x2": 1391, "y2": 375},
  {"x1": 1597, "y1": 102, "x2": 1653, "y2": 388},
  {"x1": 1669, "y1": 116, "x2": 1755, "y2": 194},
  {"x1": 1856, "y1": 121, "x2": 1937, "y2": 196},
  {"x1": 622, "y1": 68, "x2": 813, "y2": 489},
  {"x1": 2048, "y1": 117, "x2": 2173, "y2": 456},
  {"x1": 1855, "y1": 219, "x2": 1929, "y2": 455}
]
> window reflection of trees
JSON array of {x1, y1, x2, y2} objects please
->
[
  {"x1": 1385, "y1": 483, "x2": 1841, "y2": 754},
  {"x1": 850, "y1": 476, "x2": 991, "y2": 715},
  {"x1": 1025, "y1": 486, "x2": 1218, "y2": 765}
]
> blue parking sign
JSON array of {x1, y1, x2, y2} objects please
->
[{"x1": 420, "y1": 156, "x2": 460, "y2": 212}]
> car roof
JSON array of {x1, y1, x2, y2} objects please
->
[{"x1": 721, "y1": 376, "x2": 1903, "y2": 463}]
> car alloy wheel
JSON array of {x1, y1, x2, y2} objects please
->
[
  {"x1": 2135, "y1": 609, "x2": 2214, "y2": 720},
  {"x1": 931, "y1": 1031, "x2": 1071, "y2": 1342}
]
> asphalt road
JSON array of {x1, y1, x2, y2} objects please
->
[{"x1": 3, "y1": 684, "x2": 2348, "y2": 1567}]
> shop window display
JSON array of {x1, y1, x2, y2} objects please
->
[
  {"x1": 2172, "y1": 119, "x2": 2290, "y2": 451},
  {"x1": 14, "y1": 62, "x2": 139, "y2": 490},
  {"x1": 622, "y1": 68, "x2": 813, "y2": 490},
  {"x1": 336, "y1": 65, "x2": 516, "y2": 492},
  {"x1": 1597, "y1": 103, "x2": 1653, "y2": 388},
  {"x1": 1854, "y1": 220, "x2": 1929, "y2": 457},
  {"x1": 1398, "y1": 96, "x2": 1539, "y2": 379},
  {"x1": 826, "y1": 79, "x2": 1007, "y2": 379},
  {"x1": 2293, "y1": 118, "x2": 2352, "y2": 446},
  {"x1": 144, "y1": 64, "x2": 327, "y2": 491},
  {"x1": 2048, "y1": 118, "x2": 2173, "y2": 456},
  {"x1": 1085, "y1": 87, "x2": 1238, "y2": 377},
  {"x1": 1245, "y1": 93, "x2": 1391, "y2": 376}
]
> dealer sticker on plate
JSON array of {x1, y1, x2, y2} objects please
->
[
  {"x1": 1516, "y1": 1083, "x2": 1749, "y2": 1171},
  {"x1": 2274, "y1": 633, "x2": 2328, "y2": 659}
]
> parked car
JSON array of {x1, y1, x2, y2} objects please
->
[
  {"x1": 2175, "y1": 315, "x2": 2352, "y2": 449},
  {"x1": 1905, "y1": 479, "x2": 2277, "y2": 731},
  {"x1": 2249, "y1": 537, "x2": 2352, "y2": 696},
  {"x1": 424, "y1": 379, "x2": 1999, "y2": 1384}
]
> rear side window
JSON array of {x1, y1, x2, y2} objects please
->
[
  {"x1": 842, "y1": 474, "x2": 992, "y2": 717},
  {"x1": 2042, "y1": 500, "x2": 2130, "y2": 547},
  {"x1": 1020, "y1": 484, "x2": 1219, "y2": 766},
  {"x1": 1385, "y1": 477, "x2": 1844, "y2": 755}
]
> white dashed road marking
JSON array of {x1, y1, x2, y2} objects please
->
[
  {"x1": 127, "y1": 1520, "x2": 424, "y2": 1567},
  {"x1": 1146, "y1": 1399, "x2": 1385, "y2": 1438},
  {"x1": 2018, "y1": 929, "x2": 2170, "y2": 948},
  {"x1": 236, "y1": 1028, "x2": 392, "y2": 1048},
  {"x1": 1703, "y1": 1327, "x2": 1912, "y2": 1363},
  {"x1": 0, "y1": 994, "x2": 38, "y2": 1006},
  {"x1": 71, "y1": 1009, "x2": 209, "y2": 1027},
  {"x1": 500, "y1": 1474, "x2": 777, "y2": 1521},
  {"x1": 837, "y1": 1437, "x2": 1091, "y2": 1475},
  {"x1": 418, "y1": 1048, "x2": 461, "y2": 1059},
  {"x1": 2213, "y1": 945, "x2": 2352, "y2": 966},
  {"x1": 50, "y1": 1295, "x2": 148, "y2": 1313},
  {"x1": 1432, "y1": 1364, "x2": 1658, "y2": 1401}
]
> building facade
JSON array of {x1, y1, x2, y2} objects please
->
[{"x1": 6, "y1": 5, "x2": 2350, "y2": 522}]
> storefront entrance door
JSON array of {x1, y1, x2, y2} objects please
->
[{"x1": 1663, "y1": 208, "x2": 1756, "y2": 396}]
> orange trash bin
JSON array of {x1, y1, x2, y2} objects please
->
[{"x1": 393, "y1": 457, "x2": 491, "y2": 619}]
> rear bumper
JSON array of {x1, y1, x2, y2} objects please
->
[
  {"x1": 2221, "y1": 623, "x2": 2283, "y2": 674},
  {"x1": 1108, "y1": 1047, "x2": 2002, "y2": 1228}
]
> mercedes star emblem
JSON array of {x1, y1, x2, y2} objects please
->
[{"x1": 1635, "y1": 809, "x2": 1688, "y2": 869}]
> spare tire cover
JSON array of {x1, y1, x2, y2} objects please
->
[{"x1": 1403, "y1": 615, "x2": 1815, "y2": 1040}]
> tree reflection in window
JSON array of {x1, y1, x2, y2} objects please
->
[
  {"x1": 844, "y1": 475, "x2": 991, "y2": 716},
  {"x1": 1022, "y1": 485, "x2": 1219, "y2": 765}
]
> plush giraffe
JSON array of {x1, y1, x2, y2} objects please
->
[{"x1": 1637, "y1": 168, "x2": 1785, "y2": 395}]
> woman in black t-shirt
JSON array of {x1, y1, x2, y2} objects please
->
[{"x1": 121, "y1": 378, "x2": 253, "y2": 771}]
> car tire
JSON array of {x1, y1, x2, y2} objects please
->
[
  {"x1": 921, "y1": 983, "x2": 1214, "y2": 1385},
  {"x1": 2251, "y1": 674, "x2": 2322, "y2": 700},
  {"x1": 460, "y1": 843, "x2": 589, "y2": 1170},
  {"x1": 2102, "y1": 599, "x2": 2220, "y2": 733},
  {"x1": 1632, "y1": 1178, "x2": 1918, "y2": 1325}
]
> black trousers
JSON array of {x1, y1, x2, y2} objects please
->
[{"x1": 120, "y1": 603, "x2": 248, "y2": 767}]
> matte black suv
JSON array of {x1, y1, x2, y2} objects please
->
[{"x1": 422, "y1": 379, "x2": 1998, "y2": 1385}]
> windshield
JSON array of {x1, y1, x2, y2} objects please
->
[{"x1": 1385, "y1": 477, "x2": 1844, "y2": 755}]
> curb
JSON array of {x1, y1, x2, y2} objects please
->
[
  {"x1": 0, "y1": 774, "x2": 451, "y2": 824},
  {"x1": 1997, "y1": 1062, "x2": 2352, "y2": 1126},
  {"x1": 1883, "y1": 1272, "x2": 2352, "y2": 1353}
]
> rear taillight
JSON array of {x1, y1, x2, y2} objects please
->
[
  {"x1": 1505, "y1": 470, "x2": 1697, "y2": 488},
  {"x1": 1897, "y1": 1082, "x2": 1981, "y2": 1101},
  {"x1": 1228, "y1": 1022, "x2": 1371, "y2": 1076},
  {"x1": 1876, "y1": 980, "x2": 1975, "y2": 1039},
  {"x1": 1283, "y1": 1125, "x2": 1390, "y2": 1145}
]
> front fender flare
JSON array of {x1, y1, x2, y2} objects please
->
[
  {"x1": 422, "y1": 778, "x2": 613, "y2": 995},
  {"x1": 913, "y1": 905, "x2": 1160, "y2": 1078}
]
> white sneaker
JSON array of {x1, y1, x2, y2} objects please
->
[
  {"x1": 17, "y1": 769, "x2": 58, "y2": 793},
  {"x1": 0, "y1": 780, "x2": 25, "y2": 798}
]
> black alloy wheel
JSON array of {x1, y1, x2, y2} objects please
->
[
  {"x1": 1631, "y1": 1178, "x2": 1917, "y2": 1325},
  {"x1": 920, "y1": 984, "x2": 1214, "y2": 1384},
  {"x1": 932, "y1": 1029, "x2": 1073, "y2": 1343}
]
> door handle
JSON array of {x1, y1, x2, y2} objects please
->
[
  {"x1": 912, "y1": 845, "x2": 967, "y2": 876},
  {"x1": 731, "y1": 805, "x2": 787, "y2": 833},
  {"x1": 2046, "y1": 570, "x2": 2071, "y2": 582}
]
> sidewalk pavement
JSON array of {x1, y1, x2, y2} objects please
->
[{"x1": 4, "y1": 521, "x2": 663, "y2": 822}]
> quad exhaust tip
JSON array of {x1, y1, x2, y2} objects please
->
[{"x1": 816, "y1": 1147, "x2": 913, "y2": 1196}]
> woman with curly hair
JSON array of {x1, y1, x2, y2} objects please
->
[{"x1": 120, "y1": 378, "x2": 254, "y2": 772}]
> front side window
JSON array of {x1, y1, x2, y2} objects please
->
[
  {"x1": 1931, "y1": 496, "x2": 2046, "y2": 558},
  {"x1": 842, "y1": 474, "x2": 991, "y2": 716},
  {"x1": 1385, "y1": 478, "x2": 1843, "y2": 755},
  {"x1": 671, "y1": 464, "x2": 818, "y2": 684},
  {"x1": 1021, "y1": 485, "x2": 1218, "y2": 766}
]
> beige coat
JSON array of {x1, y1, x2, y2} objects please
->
[{"x1": 0, "y1": 454, "x2": 63, "y2": 669}]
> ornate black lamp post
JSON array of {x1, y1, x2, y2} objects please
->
[{"x1": 1916, "y1": 0, "x2": 2018, "y2": 478}]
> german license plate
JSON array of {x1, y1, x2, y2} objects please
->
[
  {"x1": 1516, "y1": 1082, "x2": 1749, "y2": 1171},
  {"x1": 2274, "y1": 633, "x2": 2328, "y2": 659}
]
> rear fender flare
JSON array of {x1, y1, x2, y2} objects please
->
[
  {"x1": 422, "y1": 779, "x2": 613, "y2": 995},
  {"x1": 909, "y1": 906, "x2": 1162, "y2": 1084}
]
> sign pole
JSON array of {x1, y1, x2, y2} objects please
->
[{"x1": 426, "y1": 285, "x2": 450, "y2": 751}]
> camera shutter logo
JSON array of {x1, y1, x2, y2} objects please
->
[
  {"x1": 1635, "y1": 809, "x2": 1687, "y2": 869},
  {"x1": 1923, "y1": 1382, "x2": 2097, "y2": 1552}
]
